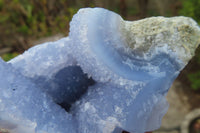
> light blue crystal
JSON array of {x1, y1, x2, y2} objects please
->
[{"x1": 0, "y1": 7, "x2": 200, "y2": 133}]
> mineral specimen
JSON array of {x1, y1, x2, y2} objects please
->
[{"x1": 0, "y1": 7, "x2": 200, "y2": 133}]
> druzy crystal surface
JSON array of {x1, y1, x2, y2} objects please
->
[{"x1": 1, "y1": 8, "x2": 200, "y2": 133}]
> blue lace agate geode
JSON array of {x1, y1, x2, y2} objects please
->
[{"x1": 0, "y1": 8, "x2": 200, "y2": 133}]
